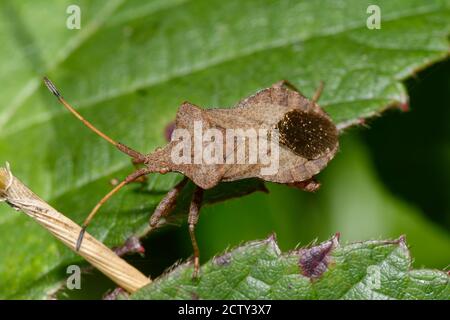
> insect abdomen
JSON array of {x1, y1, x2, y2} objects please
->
[{"x1": 276, "y1": 110, "x2": 338, "y2": 159}]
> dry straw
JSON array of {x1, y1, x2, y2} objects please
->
[{"x1": 0, "y1": 163, "x2": 151, "y2": 293}]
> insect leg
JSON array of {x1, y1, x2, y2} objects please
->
[
  {"x1": 149, "y1": 178, "x2": 189, "y2": 228},
  {"x1": 188, "y1": 186, "x2": 204, "y2": 278},
  {"x1": 287, "y1": 178, "x2": 321, "y2": 192},
  {"x1": 76, "y1": 167, "x2": 153, "y2": 251},
  {"x1": 312, "y1": 81, "x2": 325, "y2": 103},
  {"x1": 271, "y1": 80, "x2": 302, "y2": 94},
  {"x1": 43, "y1": 77, "x2": 145, "y2": 162}
]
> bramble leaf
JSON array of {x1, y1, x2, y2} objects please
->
[{"x1": 131, "y1": 234, "x2": 450, "y2": 300}]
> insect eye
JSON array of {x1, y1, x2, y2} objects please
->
[{"x1": 275, "y1": 110, "x2": 338, "y2": 159}]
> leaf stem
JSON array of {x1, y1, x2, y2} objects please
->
[{"x1": 0, "y1": 164, "x2": 151, "y2": 294}]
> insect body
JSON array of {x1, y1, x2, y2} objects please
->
[{"x1": 43, "y1": 78, "x2": 338, "y2": 277}]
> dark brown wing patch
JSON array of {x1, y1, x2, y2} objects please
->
[{"x1": 276, "y1": 110, "x2": 338, "y2": 159}]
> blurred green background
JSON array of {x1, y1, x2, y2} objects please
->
[{"x1": 0, "y1": 0, "x2": 448, "y2": 299}]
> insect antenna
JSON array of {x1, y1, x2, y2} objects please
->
[
  {"x1": 76, "y1": 166, "x2": 154, "y2": 250},
  {"x1": 43, "y1": 77, "x2": 144, "y2": 161}
]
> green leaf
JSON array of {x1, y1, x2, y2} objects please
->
[
  {"x1": 0, "y1": 0, "x2": 449, "y2": 298},
  {"x1": 131, "y1": 234, "x2": 450, "y2": 300}
]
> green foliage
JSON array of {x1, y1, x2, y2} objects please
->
[
  {"x1": 0, "y1": 0, "x2": 449, "y2": 298},
  {"x1": 131, "y1": 235, "x2": 450, "y2": 300}
]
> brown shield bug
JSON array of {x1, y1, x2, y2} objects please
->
[{"x1": 43, "y1": 78, "x2": 339, "y2": 277}]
